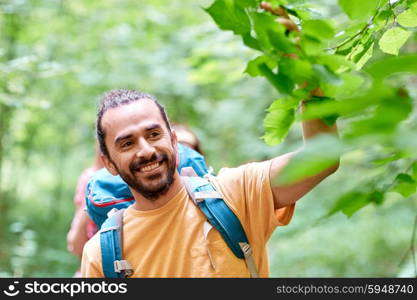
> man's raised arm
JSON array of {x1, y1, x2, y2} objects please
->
[
  {"x1": 270, "y1": 93, "x2": 339, "y2": 210},
  {"x1": 259, "y1": 2, "x2": 340, "y2": 209}
]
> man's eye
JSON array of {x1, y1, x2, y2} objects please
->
[
  {"x1": 149, "y1": 131, "x2": 160, "y2": 138},
  {"x1": 121, "y1": 141, "x2": 133, "y2": 148}
]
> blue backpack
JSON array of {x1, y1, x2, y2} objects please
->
[{"x1": 85, "y1": 144, "x2": 259, "y2": 277}]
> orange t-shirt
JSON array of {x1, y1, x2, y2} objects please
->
[{"x1": 81, "y1": 160, "x2": 295, "y2": 277}]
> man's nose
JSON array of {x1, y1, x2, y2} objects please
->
[{"x1": 136, "y1": 138, "x2": 156, "y2": 160}]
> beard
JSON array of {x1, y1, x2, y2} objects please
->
[{"x1": 115, "y1": 149, "x2": 177, "y2": 201}]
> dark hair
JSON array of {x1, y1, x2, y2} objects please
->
[{"x1": 96, "y1": 89, "x2": 171, "y2": 158}]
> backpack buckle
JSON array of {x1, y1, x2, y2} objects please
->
[
  {"x1": 194, "y1": 191, "x2": 222, "y2": 203},
  {"x1": 107, "y1": 207, "x2": 119, "y2": 218},
  {"x1": 238, "y1": 242, "x2": 259, "y2": 278},
  {"x1": 239, "y1": 242, "x2": 253, "y2": 256},
  {"x1": 114, "y1": 260, "x2": 133, "y2": 277}
]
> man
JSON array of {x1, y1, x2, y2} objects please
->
[{"x1": 81, "y1": 89, "x2": 338, "y2": 277}]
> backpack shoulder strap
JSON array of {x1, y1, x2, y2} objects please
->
[
  {"x1": 100, "y1": 209, "x2": 133, "y2": 278},
  {"x1": 182, "y1": 176, "x2": 259, "y2": 278}
]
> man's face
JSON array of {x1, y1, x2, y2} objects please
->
[{"x1": 101, "y1": 99, "x2": 177, "y2": 200}]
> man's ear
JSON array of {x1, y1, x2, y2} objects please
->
[
  {"x1": 171, "y1": 129, "x2": 178, "y2": 148},
  {"x1": 101, "y1": 154, "x2": 119, "y2": 176},
  {"x1": 171, "y1": 130, "x2": 179, "y2": 168}
]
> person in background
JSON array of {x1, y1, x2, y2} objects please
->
[
  {"x1": 172, "y1": 123, "x2": 203, "y2": 155},
  {"x1": 66, "y1": 144, "x2": 103, "y2": 277},
  {"x1": 172, "y1": 123, "x2": 214, "y2": 174}
]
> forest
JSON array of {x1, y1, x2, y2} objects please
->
[{"x1": 1, "y1": 0, "x2": 416, "y2": 277}]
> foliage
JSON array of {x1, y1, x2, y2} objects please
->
[{"x1": 206, "y1": 0, "x2": 417, "y2": 218}]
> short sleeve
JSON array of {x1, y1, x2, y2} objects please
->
[{"x1": 208, "y1": 160, "x2": 295, "y2": 246}]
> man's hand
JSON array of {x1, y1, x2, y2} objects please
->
[
  {"x1": 260, "y1": 1, "x2": 299, "y2": 33},
  {"x1": 260, "y1": 2, "x2": 340, "y2": 209}
]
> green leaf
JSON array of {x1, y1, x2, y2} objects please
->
[
  {"x1": 323, "y1": 73, "x2": 365, "y2": 99},
  {"x1": 288, "y1": 6, "x2": 311, "y2": 20},
  {"x1": 312, "y1": 64, "x2": 343, "y2": 86},
  {"x1": 329, "y1": 192, "x2": 370, "y2": 217},
  {"x1": 335, "y1": 73, "x2": 365, "y2": 98},
  {"x1": 365, "y1": 54, "x2": 417, "y2": 82},
  {"x1": 344, "y1": 96, "x2": 412, "y2": 139},
  {"x1": 323, "y1": 186, "x2": 386, "y2": 218},
  {"x1": 267, "y1": 0, "x2": 288, "y2": 6},
  {"x1": 347, "y1": 36, "x2": 374, "y2": 67},
  {"x1": 237, "y1": 0, "x2": 258, "y2": 7},
  {"x1": 397, "y1": 7, "x2": 417, "y2": 27},
  {"x1": 242, "y1": 33, "x2": 261, "y2": 51},
  {"x1": 258, "y1": 63, "x2": 294, "y2": 94},
  {"x1": 372, "y1": 153, "x2": 403, "y2": 166},
  {"x1": 267, "y1": 28, "x2": 298, "y2": 54},
  {"x1": 302, "y1": 19, "x2": 335, "y2": 40},
  {"x1": 300, "y1": 85, "x2": 389, "y2": 121},
  {"x1": 305, "y1": 96, "x2": 339, "y2": 125},
  {"x1": 374, "y1": 9, "x2": 394, "y2": 30},
  {"x1": 378, "y1": 27, "x2": 412, "y2": 55},
  {"x1": 411, "y1": 161, "x2": 417, "y2": 180},
  {"x1": 338, "y1": 0, "x2": 379, "y2": 21},
  {"x1": 262, "y1": 98, "x2": 297, "y2": 145},
  {"x1": 354, "y1": 41, "x2": 374, "y2": 70},
  {"x1": 316, "y1": 54, "x2": 354, "y2": 73},
  {"x1": 275, "y1": 134, "x2": 342, "y2": 184},
  {"x1": 245, "y1": 55, "x2": 277, "y2": 77},
  {"x1": 369, "y1": 190, "x2": 385, "y2": 206},
  {"x1": 300, "y1": 35, "x2": 323, "y2": 56},
  {"x1": 334, "y1": 21, "x2": 368, "y2": 46},
  {"x1": 249, "y1": 11, "x2": 296, "y2": 54},
  {"x1": 391, "y1": 173, "x2": 417, "y2": 197},
  {"x1": 205, "y1": 0, "x2": 251, "y2": 35},
  {"x1": 279, "y1": 57, "x2": 313, "y2": 83}
]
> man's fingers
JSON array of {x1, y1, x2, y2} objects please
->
[
  {"x1": 277, "y1": 17, "x2": 299, "y2": 32},
  {"x1": 283, "y1": 53, "x2": 299, "y2": 59},
  {"x1": 310, "y1": 87, "x2": 325, "y2": 97},
  {"x1": 261, "y1": 1, "x2": 301, "y2": 59},
  {"x1": 260, "y1": 1, "x2": 289, "y2": 18},
  {"x1": 260, "y1": 2, "x2": 299, "y2": 32}
]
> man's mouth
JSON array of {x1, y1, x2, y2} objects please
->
[{"x1": 139, "y1": 161, "x2": 162, "y2": 173}]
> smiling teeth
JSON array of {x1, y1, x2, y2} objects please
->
[{"x1": 141, "y1": 162, "x2": 159, "y2": 172}]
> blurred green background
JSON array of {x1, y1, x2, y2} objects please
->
[{"x1": 0, "y1": 0, "x2": 416, "y2": 277}]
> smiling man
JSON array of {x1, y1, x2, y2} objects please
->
[
  {"x1": 80, "y1": 89, "x2": 339, "y2": 277},
  {"x1": 97, "y1": 93, "x2": 180, "y2": 209}
]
